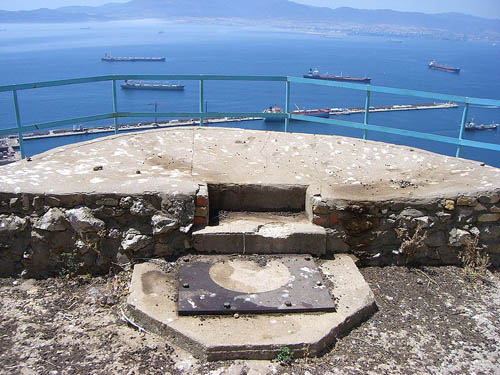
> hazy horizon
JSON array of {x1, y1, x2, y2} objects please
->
[{"x1": 0, "y1": 0, "x2": 499, "y2": 19}]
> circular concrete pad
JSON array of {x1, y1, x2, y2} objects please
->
[{"x1": 209, "y1": 260, "x2": 291, "y2": 293}]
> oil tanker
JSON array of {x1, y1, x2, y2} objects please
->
[
  {"x1": 428, "y1": 61, "x2": 460, "y2": 73},
  {"x1": 303, "y1": 68, "x2": 371, "y2": 84}
]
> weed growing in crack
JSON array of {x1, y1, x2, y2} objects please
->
[
  {"x1": 276, "y1": 346, "x2": 293, "y2": 365},
  {"x1": 59, "y1": 250, "x2": 80, "y2": 278},
  {"x1": 395, "y1": 224, "x2": 427, "y2": 263},
  {"x1": 459, "y1": 235, "x2": 490, "y2": 281}
]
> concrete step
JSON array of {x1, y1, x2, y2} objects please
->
[{"x1": 193, "y1": 212, "x2": 326, "y2": 255}]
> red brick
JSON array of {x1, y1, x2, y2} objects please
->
[
  {"x1": 312, "y1": 214, "x2": 328, "y2": 227},
  {"x1": 195, "y1": 206, "x2": 208, "y2": 217},
  {"x1": 194, "y1": 216, "x2": 208, "y2": 225},
  {"x1": 196, "y1": 196, "x2": 208, "y2": 207},
  {"x1": 329, "y1": 212, "x2": 339, "y2": 225}
]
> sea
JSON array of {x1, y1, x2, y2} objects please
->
[{"x1": 0, "y1": 19, "x2": 499, "y2": 167}]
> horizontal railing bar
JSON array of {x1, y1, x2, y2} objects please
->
[
  {"x1": 287, "y1": 77, "x2": 500, "y2": 107},
  {"x1": 0, "y1": 111, "x2": 282, "y2": 136},
  {"x1": 112, "y1": 74, "x2": 287, "y2": 82},
  {"x1": 0, "y1": 76, "x2": 116, "y2": 92},
  {"x1": 459, "y1": 139, "x2": 500, "y2": 152},
  {"x1": 1, "y1": 110, "x2": 498, "y2": 153},
  {"x1": 1, "y1": 74, "x2": 499, "y2": 157},
  {"x1": 0, "y1": 75, "x2": 287, "y2": 92},
  {"x1": 0, "y1": 113, "x2": 115, "y2": 136},
  {"x1": 290, "y1": 114, "x2": 500, "y2": 151},
  {"x1": 2, "y1": 74, "x2": 499, "y2": 107},
  {"x1": 115, "y1": 111, "x2": 282, "y2": 119}
]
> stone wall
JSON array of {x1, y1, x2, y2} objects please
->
[
  {"x1": 1, "y1": 187, "x2": 499, "y2": 278},
  {"x1": 0, "y1": 192, "x2": 195, "y2": 278},
  {"x1": 310, "y1": 192, "x2": 500, "y2": 266}
]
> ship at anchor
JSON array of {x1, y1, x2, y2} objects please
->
[
  {"x1": 303, "y1": 68, "x2": 371, "y2": 84},
  {"x1": 428, "y1": 61, "x2": 460, "y2": 73}
]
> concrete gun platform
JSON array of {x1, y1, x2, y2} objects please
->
[
  {"x1": 126, "y1": 254, "x2": 376, "y2": 361},
  {"x1": 0, "y1": 126, "x2": 498, "y2": 200}
]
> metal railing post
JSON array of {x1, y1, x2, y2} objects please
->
[
  {"x1": 285, "y1": 80, "x2": 291, "y2": 132},
  {"x1": 363, "y1": 89, "x2": 371, "y2": 140},
  {"x1": 199, "y1": 79, "x2": 204, "y2": 126},
  {"x1": 456, "y1": 100, "x2": 469, "y2": 158},
  {"x1": 112, "y1": 79, "x2": 119, "y2": 134},
  {"x1": 12, "y1": 90, "x2": 25, "y2": 159}
]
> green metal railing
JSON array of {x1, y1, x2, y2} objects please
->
[{"x1": 1, "y1": 74, "x2": 499, "y2": 160}]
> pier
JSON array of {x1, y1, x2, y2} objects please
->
[
  {"x1": 4, "y1": 117, "x2": 261, "y2": 143},
  {"x1": 3, "y1": 102, "x2": 459, "y2": 144},
  {"x1": 328, "y1": 101, "x2": 458, "y2": 115}
]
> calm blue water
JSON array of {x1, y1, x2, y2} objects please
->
[{"x1": 0, "y1": 20, "x2": 499, "y2": 166}]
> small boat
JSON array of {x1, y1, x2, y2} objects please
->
[
  {"x1": 303, "y1": 68, "x2": 371, "y2": 84},
  {"x1": 464, "y1": 121, "x2": 498, "y2": 131},
  {"x1": 120, "y1": 80, "x2": 184, "y2": 91},
  {"x1": 428, "y1": 61, "x2": 460, "y2": 73},
  {"x1": 263, "y1": 106, "x2": 285, "y2": 122}
]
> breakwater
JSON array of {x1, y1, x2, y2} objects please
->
[{"x1": 5, "y1": 102, "x2": 458, "y2": 145}]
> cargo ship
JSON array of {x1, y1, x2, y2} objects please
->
[
  {"x1": 102, "y1": 53, "x2": 165, "y2": 62},
  {"x1": 292, "y1": 108, "x2": 329, "y2": 118},
  {"x1": 464, "y1": 121, "x2": 498, "y2": 131},
  {"x1": 262, "y1": 106, "x2": 329, "y2": 122},
  {"x1": 120, "y1": 80, "x2": 184, "y2": 91},
  {"x1": 428, "y1": 61, "x2": 460, "y2": 73},
  {"x1": 303, "y1": 68, "x2": 371, "y2": 84}
]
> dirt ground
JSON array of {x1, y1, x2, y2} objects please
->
[{"x1": 1, "y1": 261, "x2": 499, "y2": 375}]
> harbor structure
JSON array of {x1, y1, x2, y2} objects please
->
[
  {"x1": 102, "y1": 53, "x2": 166, "y2": 62},
  {"x1": 121, "y1": 80, "x2": 184, "y2": 90}
]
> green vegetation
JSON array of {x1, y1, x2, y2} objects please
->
[
  {"x1": 276, "y1": 346, "x2": 293, "y2": 365},
  {"x1": 59, "y1": 250, "x2": 80, "y2": 277}
]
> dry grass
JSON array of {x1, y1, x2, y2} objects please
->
[
  {"x1": 395, "y1": 224, "x2": 427, "y2": 263},
  {"x1": 459, "y1": 235, "x2": 491, "y2": 281}
]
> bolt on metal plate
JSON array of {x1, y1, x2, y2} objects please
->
[{"x1": 178, "y1": 255, "x2": 336, "y2": 315}]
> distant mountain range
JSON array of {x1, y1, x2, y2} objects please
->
[{"x1": 1, "y1": 0, "x2": 499, "y2": 39}]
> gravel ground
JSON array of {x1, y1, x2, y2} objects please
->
[{"x1": 0, "y1": 263, "x2": 499, "y2": 375}]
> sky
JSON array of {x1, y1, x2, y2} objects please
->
[{"x1": 0, "y1": 0, "x2": 499, "y2": 19}]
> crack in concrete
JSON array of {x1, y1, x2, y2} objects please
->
[
  {"x1": 259, "y1": 132, "x2": 271, "y2": 172},
  {"x1": 190, "y1": 128, "x2": 196, "y2": 178}
]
